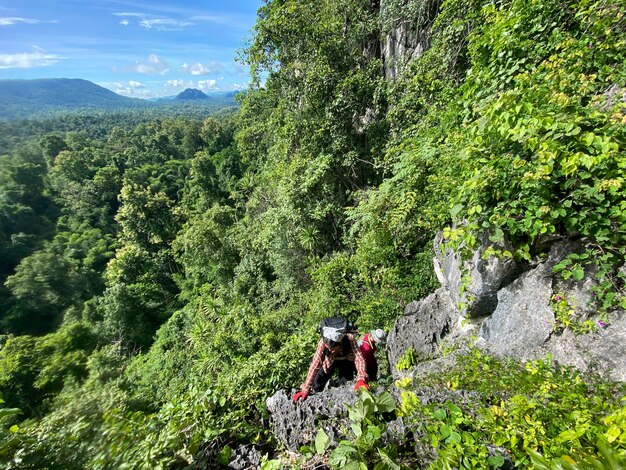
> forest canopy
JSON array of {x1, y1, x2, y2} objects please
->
[{"x1": 0, "y1": 0, "x2": 625, "y2": 467}]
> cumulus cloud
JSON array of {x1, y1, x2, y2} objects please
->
[
  {"x1": 134, "y1": 53, "x2": 169, "y2": 75},
  {"x1": 197, "y1": 79, "x2": 218, "y2": 92},
  {"x1": 232, "y1": 82, "x2": 249, "y2": 91},
  {"x1": 100, "y1": 81, "x2": 154, "y2": 98},
  {"x1": 119, "y1": 19, "x2": 129, "y2": 26},
  {"x1": 0, "y1": 50, "x2": 63, "y2": 69},
  {"x1": 0, "y1": 17, "x2": 56, "y2": 26},
  {"x1": 166, "y1": 79, "x2": 186, "y2": 87},
  {"x1": 180, "y1": 61, "x2": 222, "y2": 76},
  {"x1": 139, "y1": 18, "x2": 192, "y2": 31}
]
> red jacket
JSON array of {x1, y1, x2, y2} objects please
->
[{"x1": 359, "y1": 333, "x2": 377, "y2": 366}]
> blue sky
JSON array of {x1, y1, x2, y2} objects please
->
[{"x1": 0, "y1": 0, "x2": 262, "y2": 98}]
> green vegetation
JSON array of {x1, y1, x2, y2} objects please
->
[
  {"x1": 0, "y1": 0, "x2": 624, "y2": 467},
  {"x1": 396, "y1": 350, "x2": 625, "y2": 468}
]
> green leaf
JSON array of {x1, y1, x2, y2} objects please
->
[
  {"x1": 377, "y1": 448, "x2": 402, "y2": 470},
  {"x1": 9, "y1": 424, "x2": 19, "y2": 433},
  {"x1": 0, "y1": 408, "x2": 22, "y2": 419},
  {"x1": 605, "y1": 424, "x2": 621, "y2": 443},
  {"x1": 450, "y1": 203, "x2": 464, "y2": 218},
  {"x1": 315, "y1": 428, "x2": 331, "y2": 454},
  {"x1": 488, "y1": 455, "x2": 505, "y2": 468},
  {"x1": 329, "y1": 444, "x2": 357, "y2": 467},
  {"x1": 375, "y1": 392, "x2": 396, "y2": 413},
  {"x1": 572, "y1": 267, "x2": 584, "y2": 281},
  {"x1": 488, "y1": 228, "x2": 505, "y2": 243},
  {"x1": 217, "y1": 445, "x2": 232, "y2": 465}
]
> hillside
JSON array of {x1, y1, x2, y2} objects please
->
[
  {"x1": 0, "y1": 79, "x2": 240, "y2": 121},
  {"x1": 0, "y1": 0, "x2": 624, "y2": 468},
  {"x1": 175, "y1": 88, "x2": 209, "y2": 100},
  {"x1": 0, "y1": 78, "x2": 147, "y2": 119}
]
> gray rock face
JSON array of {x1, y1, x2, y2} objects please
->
[
  {"x1": 266, "y1": 387, "x2": 358, "y2": 451},
  {"x1": 474, "y1": 241, "x2": 626, "y2": 380},
  {"x1": 227, "y1": 445, "x2": 262, "y2": 470},
  {"x1": 381, "y1": 0, "x2": 441, "y2": 80},
  {"x1": 387, "y1": 288, "x2": 459, "y2": 378},
  {"x1": 545, "y1": 311, "x2": 626, "y2": 382},
  {"x1": 433, "y1": 231, "x2": 519, "y2": 318},
  {"x1": 479, "y1": 265, "x2": 554, "y2": 360}
]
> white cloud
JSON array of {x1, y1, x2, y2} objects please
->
[
  {"x1": 0, "y1": 17, "x2": 56, "y2": 26},
  {"x1": 232, "y1": 83, "x2": 249, "y2": 91},
  {"x1": 134, "y1": 53, "x2": 169, "y2": 75},
  {"x1": 114, "y1": 12, "x2": 145, "y2": 18},
  {"x1": 100, "y1": 81, "x2": 154, "y2": 98},
  {"x1": 197, "y1": 79, "x2": 218, "y2": 92},
  {"x1": 139, "y1": 18, "x2": 192, "y2": 31},
  {"x1": 166, "y1": 79, "x2": 186, "y2": 88},
  {"x1": 116, "y1": 87, "x2": 152, "y2": 98},
  {"x1": 119, "y1": 19, "x2": 129, "y2": 26},
  {"x1": 180, "y1": 61, "x2": 222, "y2": 76},
  {"x1": 0, "y1": 51, "x2": 63, "y2": 69}
]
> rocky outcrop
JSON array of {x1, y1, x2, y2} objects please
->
[
  {"x1": 381, "y1": 0, "x2": 442, "y2": 80},
  {"x1": 405, "y1": 236, "x2": 626, "y2": 382},
  {"x1": 266, "y1": 388, "x2": 359, "y2": 452},
  {"x1": 479, "y1": 261, "x2": 555, "y2": 360},
  {"x1": 227, "y1": 445, "x2": 263, "y2": 470},
  {"x1": 546, "y1": 311, "x2": 626, "y2": 382},
  {"x1": 433, "y1": 231, "x2": 519, "y2": 318},
  {"x1": 387, "y1": 287, "x2": 459, "y2": 378}
]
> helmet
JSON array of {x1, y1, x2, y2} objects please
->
[{"x1": 371, "y1": 329, "x2": 386, "y2": 345}]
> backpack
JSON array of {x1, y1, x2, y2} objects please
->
[{"x1": 319, "y1": 316, "x2": 353, "y2": 345}]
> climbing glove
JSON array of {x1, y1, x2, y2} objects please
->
[
  {"x1": 354, "y1": 379, "x2": 369, "y2": 392},
  {"x1": 292, "y1": 390, "x2": 308, "y2": 402}
]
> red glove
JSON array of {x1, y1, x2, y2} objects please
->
[
  {"x1": 292, "y1": 391, "x2": 308, "y2": 402},
  {"x1": 354, "y1": 380, "x2": 369, "y2": 392}
]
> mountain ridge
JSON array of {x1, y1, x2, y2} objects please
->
[
  {"x1": 0, "y1": 79, "x2": 240, "y2": 120},
  {"x1": 0, "y1": 78, "x2": 147, "y2": 120}
]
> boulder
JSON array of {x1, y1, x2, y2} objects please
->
[
  {"x1": 227, "y1": 445, "x2": 263, "y2": 470},
  {"x1": 479, "y1": 263, "x2": 555, "y2": 360},
  {"x1": 266, "y1": 387, "x2": 359, "y2": 452},
  {"x1": 387, "y1": 288, "x2": 460, "y2": 379},
  {"x1": 433, "y1": 231, "x2": 519, "y2": 318},
  {"x1": 476, "y1": 241, "x2": 626, "y2": 381},
  {"x1": 545, "y1": 310, "x2": 626, "y2": 382}
]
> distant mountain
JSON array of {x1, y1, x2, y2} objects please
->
[
  {"x1": 0, "y1": 79, "x2": 242, "y2": 121},
  {"x1": 175, "y1": 88, "x2": 209, "y2": 100},
  {"x1": 0, "y1": 78, "x2": 148, "y2": 120}
]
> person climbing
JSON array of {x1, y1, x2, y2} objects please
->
[
  {"x1": 359, "y1": 329, "x2": 386, "y2": 381},
  {"x1": 292, "y1": 317, "x2": 369, "y2": 402}
]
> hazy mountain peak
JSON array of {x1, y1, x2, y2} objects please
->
[{"x1": 175, "y1": 88, "x2": 209, "y2": 100}]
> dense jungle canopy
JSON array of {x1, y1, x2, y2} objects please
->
[{"x1": 0, "y1": 0, "x2": 625, "y2": 468}]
